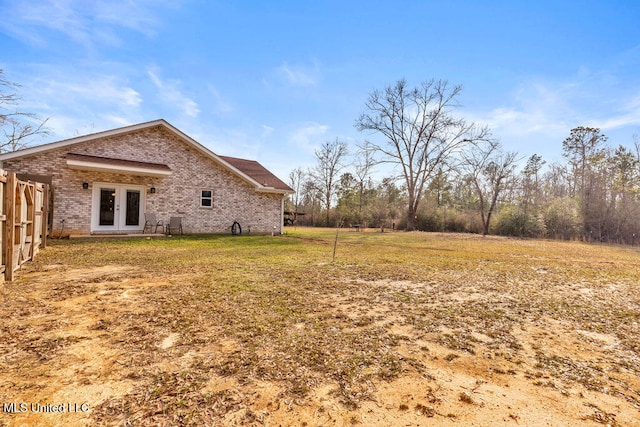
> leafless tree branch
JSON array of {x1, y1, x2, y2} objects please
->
[{"x1": 0, "y1": 69, "x2": 50, "y2": 153}]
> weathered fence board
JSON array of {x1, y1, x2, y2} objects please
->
[
  {"x1": 2, "y1": 169, "x2": 48, "y2": 281},
  {"x1": 0, "y1": 170, "x2": 6, "y2": 277}
]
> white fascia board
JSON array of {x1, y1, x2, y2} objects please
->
[{"x1": 257, "y1": 187, "x2": 294, "y2": 195}]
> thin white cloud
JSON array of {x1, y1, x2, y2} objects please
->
[
  {"x1": 40, "y1": 76, "x2": 142, "y2": 107},
  {"x1": 590, "y1": 112, "x2": 640, "y2": 130},
  {"x1": 148, "y1": 70, "x2": 163, "y2": 88},
  {"x1": 277, "y1": 62, "x2": 319, "y2": 87},
  {"x1": 475, "y1": 105, "x2": 567, "y2": 138},
  {"x1": 148, "y1": 68, "x2": 200, "y2": 118},
  {"x1": 589, "y1": 91, "x2": 640, "y2": 130},
  {"x1": 0, "y1": 0, "x2": 179, "y2": 48},
  {"x1": 8, "y1": 67, "x2": 146, "y2": 141},
  {"x1": 102, "y1": 115, "x2": 132, "y2": 128},
  {"x1": 206, "y1": 84, "x2": 235, "y2": 115},
  {"x1": 16, "y1": 71, "x2": 142, "y2": 116},
  {"x1": 470, "y1": 72, "x2": 640, "y2": 155},
  {"x1": 49, "y1": 114, "x2": 133, "y2": 137},
  {"x1": 45, "y1": 115, "x2": 98, "y2": 139},
  {"x1": 0, "y1": 1, "x2": 78, "y2": 47},
  {"x1": 190, "y1": 126, "x2": 255, "y2": 159},
  {"x1": 261, "y1": 125, "x2": 275, "y2": 138},
  {"x1": 278, "y1": 63, "x2": 316, "y2": 86},
  {"x1": 92, "y1": 0, "x2": 168, "y2": 37},
  {"x1": 288, "y1": 122, "x2": 329, "y2": 152}
]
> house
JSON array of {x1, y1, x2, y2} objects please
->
[{"x1": 0, "y1": 119, "x2": 293, "y2": 236}]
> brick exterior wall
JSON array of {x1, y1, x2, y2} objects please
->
[{"x1": 1, "y1": 126, "x2": 286, "y2": 235}]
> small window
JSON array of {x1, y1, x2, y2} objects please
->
[{"x1": 200, "y1": 190, "x2": 213, "y2": 208}]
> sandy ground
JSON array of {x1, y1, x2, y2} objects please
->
[{"x1": 1, "y1": 248, "x2": 639, "y2": 426}]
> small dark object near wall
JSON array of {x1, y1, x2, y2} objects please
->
[{"x1": 231, "y1": 221, "x2": 242, "y2": 235}]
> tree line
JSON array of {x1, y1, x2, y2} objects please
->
[
  {"x1": 3, "y1": 70, "x2": 638, "y2": 244},
  {"x1": 287, "y1": 79, "x2": 640, "y2": 245}
]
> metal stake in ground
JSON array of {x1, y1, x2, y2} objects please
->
[{"x1": 332, "y1": 218, "x2": 344, "y2": 262}]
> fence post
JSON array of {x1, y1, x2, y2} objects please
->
[
  {"x1": 5, "y1": 172, "x2": 15, "y2": 281},
  {"x1": 41, "y1": 184, "x2": 48, "y2": 248},
  {"x1": 27, "y1": 182, "x2": 35, "y2": 261},
  {"x1": 0, "y1": 170, "x2": 6, "y2": 280}
]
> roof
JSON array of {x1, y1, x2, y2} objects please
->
[
  {"x1": 0, "y1": 119, "x2": 292, "y2": 194},
  {"x1": 219, "y1": 156, "x2": 293, "y2": 192},
  {"x1": 65, "y1": 153, "x2": 172, "y2": 177}
]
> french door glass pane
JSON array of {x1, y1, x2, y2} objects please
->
[
  {"x1": 125, "y1": 190, "x2": 141, "y2": 226},
  {"x1": 99, "y1": 188, "x2": 116, "y2": 226}
]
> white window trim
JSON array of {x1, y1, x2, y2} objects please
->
[{"x1": 200, "y1": 189, "x2": 213, "y2": 208}]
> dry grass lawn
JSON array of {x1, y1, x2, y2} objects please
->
[{"x1": 1, "y1": 228, "x2": 639, "y2": 426}]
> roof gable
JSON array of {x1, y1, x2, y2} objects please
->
[
  {"x1": 0, "y1": 119, "x2": 292, "y2": 194},
  {"x1": 219, "y1": 156, "x2": 293, "y2": 192}
]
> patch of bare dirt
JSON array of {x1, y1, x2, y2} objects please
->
[{"x1": 1, "y1": 243, "x2": 639, "y2": 426}]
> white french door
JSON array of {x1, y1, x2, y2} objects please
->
[{"x1": 91, "y1": 183, "x2": 145, "y2": 232}]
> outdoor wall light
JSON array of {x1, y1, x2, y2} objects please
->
[
  {"x1": 150, "y1": 187, "x2": 156, "y2": 194},
  {"x1": 82, "y1": 182, "x2": 89, "y2": 189}
]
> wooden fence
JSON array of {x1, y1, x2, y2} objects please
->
[{"x1": 1, "y1": 169, "x2": 48, "y2": 281}]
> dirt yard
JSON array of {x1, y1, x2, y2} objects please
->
[{"x1": 0, "y1": 229, "x2": 639, "y2": 426}]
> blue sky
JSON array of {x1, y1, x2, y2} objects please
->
[{"x1": 1, "y1": 0, "x2": 639, "y2": 181}]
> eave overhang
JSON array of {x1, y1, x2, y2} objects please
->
[
  {"x1": 257, "y1": 186, "x2": 294, "y2": 195},
  {"x1": 65, "y1": 153, "x2": 172, "y2": 177}
]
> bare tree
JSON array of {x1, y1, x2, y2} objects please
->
[
  {"x1": 609, "y1": 145, "x2": 639, "y2": 242},
  {"x1": 354, "y1": 141, "x2": 376, "y2": 222},
  {"x1": 355, "y1": 78, "x2": 490, "y2": 231},
  {"x1": 543, "y1": 162, "x2": 571, "y2": 199},
  {"x1": 522, "y1": 154, "x2": 546, "y2": 209},
  {"x1": 461, "y1": 140, "x2": 518, "y2": 236},
  {"x1": 310, "y1": 138, "x2": 349, "y2": 225},
  {"x1": 561, "y1": 126, "x2": 608, "y2": 238},
  {"x1": 0, "y1": 69, "x2": 49, "y2": 152},
  {"x1": 562, "y1": 126, "x2": 607, "y2": 199},
  {"x1": 519, "y1": 154, "x2": 546, "y2": 226},
  {"x1": 300, "y1": 178, "x2": 322, "y2": 226},
  {"x1": 288, "y1": 167, "x2": 306, "y2": 214}
]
